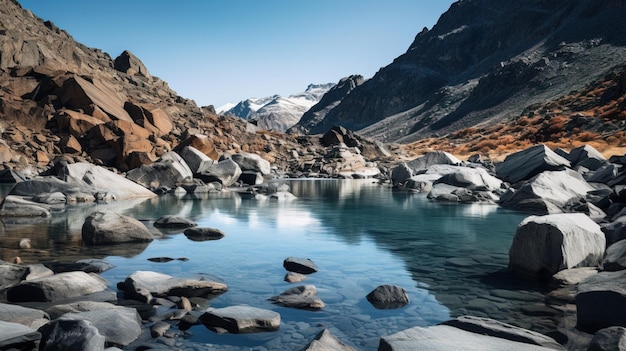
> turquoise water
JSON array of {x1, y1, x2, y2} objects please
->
[{"x1": 1, "y1": 179, "x2": 558, "y2": 350}]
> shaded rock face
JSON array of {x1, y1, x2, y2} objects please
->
[
  {"x1": 290, "y1": 75, "x2": 364, "y2": 135},
  {"x1": 283, "y1": 257, "x2": 318, "y2": 274},
  {"x1": 114, "y1": 50, "x2": 152, "y2": 79},
  {"x1": 307, "y1": 1, "x2": 626, "y2": 143},
  {"x1": 39, "y1": 319, "x2": 105, "y2": 351},
  {"x1": 496, "y1": 145, "x2": 571, "y2": 184},
  {"x1": 576, "y1": 270, "x2": 626, "y2": 333}
]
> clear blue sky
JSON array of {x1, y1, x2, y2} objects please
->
[{"x1": 18, "y1": 0, "x2": 455, "y2": 108}]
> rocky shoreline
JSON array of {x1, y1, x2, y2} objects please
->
[{"x1": 0, "y1": 142, "x2": 625, "y2": 350}]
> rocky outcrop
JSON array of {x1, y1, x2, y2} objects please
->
[
  {"x1": 305, "y1": 1, "x2": 626, "y2": 143},
  {"x1": 496, "y1": 145, "x2": 571, "y2": 184},
  {"x1": 290, "y1": 75, "x2": 364, "y2": 135}
]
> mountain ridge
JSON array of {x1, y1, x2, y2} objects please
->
[{"x1": 302, "y1": 0, "x2": 626, "y2": 144}]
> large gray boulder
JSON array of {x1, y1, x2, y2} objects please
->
[
  {"x1": 499, "y1": 169, "x2": 596, "y2": 215},
  {"x1": 231, "y1": 152, "x2": 271, "y2": 175},
  {"x1": 199, "y1": 305, "x2": 280, "y2": 333},
  {"x1": 577, "y1": 270, "x2": 626, "y2": 332},
  {"x1": 391, "y1": 162, "x2": 413, "y2": 188},
  {"x1": 199, "y1": 158, "x2": 242, "y2": 187},
  {"x1": 379, "y1": 317, "x2": 562, "y2": 351},
  {"x1": 567, "y1": 144, "x2": 607, "y2": 171},
  {"x1": 434, "y1": 166, "x2": 502, "y2": 191},
  {"x1": 59, "y1": 162, "x2": 156, "y2": 199},
  {"x1": 39, "y1": 319, "x2": 105, "y2": 351},
  {"x1": 7, "y1": 272, "x2": 108, "y2": 303},
  {"x1": 126, "y1": 151, "x2": 193, "y2": 190},
  {"x1": 406, "y1": 151, "x2": 462, "y2": 172},
  {"x1": 57, "y1": 306, "x2": 142, "y2": 346},
  {"x1": 0, "y1": 303, "x2": 49, "y2": 329},
  {"x1": 178, "y1": 146, "x2": 214, "y2": 174},
  {"x1": 0, "y1": 320, "x2": 41, "y2": 350},
  {"x1": 82, "y1": 211, "x2": 153, "y2": 245},
  {"x1": 301, "y1": 328, "x2": 357, "y2": 351},
  {"x1": 45, "y1": 301, "x2": 118, "y2": 320},
  {"x1": 509, "y1": 213, "x2": 605, "y2": 277},
  {"x1": 121, "y1": 271, "x2": 228, "y2": 303},
  {"x1": 269, "y1": 285, "x2": 325, "y2": 310},
  {"x1": 496, "y1": 144, "x2": 570, "y2": 184}
]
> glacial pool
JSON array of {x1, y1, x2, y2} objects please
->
[{"x1": 0, "y1": 179, "x2": 562, "y2": 350}]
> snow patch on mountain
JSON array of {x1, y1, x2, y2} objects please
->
[{"x1": 220, "y1": 83, "x2": 334, "y2": 132}]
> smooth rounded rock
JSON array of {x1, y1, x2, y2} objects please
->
[
  {"x1": 82, "y1": 211, "x2": 153, "y2": 245},
  {"x1": 283, "y1": 257, "x2": 318, "y2": 274},
  {"x1": 366, "y1": 285, "x2": 410, "y2": 309}
]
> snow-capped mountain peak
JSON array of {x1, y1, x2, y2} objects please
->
[{"x1": 219, "y1": 84, "x2": 334, "y2": 132}]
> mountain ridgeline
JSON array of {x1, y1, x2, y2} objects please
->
[{"x1": 291, "y1": 0, "x2": 626, "y2": 143}]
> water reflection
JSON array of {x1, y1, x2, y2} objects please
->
[{"x1": 0, "y1": 179, "x2": 560, "y2": 350}]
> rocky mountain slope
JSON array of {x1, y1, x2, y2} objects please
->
[
  {"x1": 304, "y1": 0, "x2": 626, "y2": 145},
  {"x1": 220, "y1": 83, "x2": 333, "y2": 132},
  {"x1": 0, "y1": 0, "x2": 397, "y2": 177}
]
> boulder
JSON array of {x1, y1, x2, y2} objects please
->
[
  {"x1": 121, "y1": 271, "x2": 228, "y2": 303},
  {"x1": 239, "y1": 171, "x2": 264, "y2": 186},
  {"x1": 175, "y1": 134, "x2": 219, "y2": 160},
  {"x1": 366, "y1": 285, "x2": 410, "y2": 309},
  {"x1": 59, "y1": 162, "x2": 156, "y2": 199},
  {"x1": 45, "y1": 301, "x2": 118, "y2": 320},
  {"x1": 59, "y1": 75, "x2": 133, "y2": 122},
  {"x1": 114, "y1": 50, "x2": 152, "y2": 79},
  {"x1": 509, "y1": 213, "x2": 605, "y2": 277},
  {"x1": 183, "y1": 227, "x2": 226, "y2": 241},
  {"x1": 153, "y1": 215, "x2": 197, "y2": 229},
  {"x1": 57, "y1": 306, "x2": 142, "y2": 346},
  {"x1": 283, "y1": 257, "x2": 318, "y2": 274},
  {"x1": 499, "y1": 169, "x2": 596, "y2": 215},
  {"x1": 39, "y1": 319, "x2": 105, "y2": 351},
  {"x1": 602, "y1": 216, "x2": 626, "y2": 246},
  {"x1": 231, "y1": 152, "x2": 271, "y2": 175},
  {"x1": 269, "y1": 285, "x2": 325, "y2": 310},
  {"x1": 390, "y1": 163, "x2": 413, "y2": 188},
  {"x1": 126, "y1": 151, "x2": 193, "y2": 190},
  {"x1": 0, "y1": 303, "x2": 49, "y2": 329},
  {"x1": 178, "y1": 146, "x2": 214, "y2": 174},
  {"x1": 441, "y1": 316, "x2": 565, "y2": 350},
  {"x1": 587, "y1": 326, "x2": 626, "y2": 351},
  {"x1": 496, "y1": 144, "x2": 570, "y2": 184},
  {"x1": 0, "y1": 320, "x2": 41, "y2": 350},
  {"x1": 577, "y1": 270, "x2": 626, "y2": 332},
  {"x1": 7, "y1": 272, "x2": 108, "y2": 303},
  {"x1": 0, "y1": 261, "x2": 54, "y2": 290},
  {"x1": 602, "y1": 239, "x2": 626, "y2": 271},
  {"x1": 199, "y1": 306, "x2": 280, "y2": 333},
  {"x1": 550, "y1": 267, "x2": 598, "y2": 289},
  {"x1": 567, "y1": 144, "x2": 607, "y2": 171},
  {"x1": 199, "y1": 158, "x2": 242, "y2": 187},
  {"x1": 82, "y1": 211, "x2": 153, "y2": 245},
  {"x1": 434, "y1": 166, "x2": 502, "y2": 191},
  {"x1": 301, "y1": 328, "x2": 357, "y2": 351},
  {"x1": 379, "y1": 323, "x2": 560, "y2": 351},
  {"x1": 584, "y1": 163, "x2": 618, "y2": 184},
  {"x1": 406, "y1": 151, "x2": 462, "y2": 172}
]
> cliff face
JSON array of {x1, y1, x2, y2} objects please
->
[{"x1": 307, "y1": 0, "x2": 626, "y2": 143}]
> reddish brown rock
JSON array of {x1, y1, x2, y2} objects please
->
[
  {"x1": 55, "y1": 109, "x2": 107, "y2": 137},
  {"x1": 60, "y1": 135, "x2": 82, "y2": 154},
  {"x1": 176, "y1": 134, "x2": 219, "y2": 160},
  {"x1": 59, "y1": 75, "x2": 132, "y2": 122}
]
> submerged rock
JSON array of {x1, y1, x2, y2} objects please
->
[
  {"x1": 366, "y1": 285, "x2": 410, "y2": 309},
  {"x1": 121, "y1": 271, "x2": 227, "y2": 303},
  {"x1": 283, "y1": 257, "x2": 318, "y2": 274},
  {"x1": 199, "y1": 305, "x2": 280, "y2": 333},
  {"x1": 301, "y1": 328, "x2": 357, "y2": 351},
  {"x1": 269, "y1": 285, "x2": 325, "y2": 310}
]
